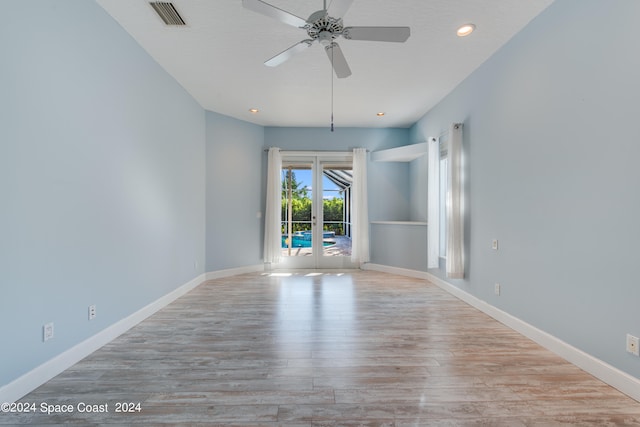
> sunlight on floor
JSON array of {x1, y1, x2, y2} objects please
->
[{"x1": 262, "y1": 271, "x2": 347, "y2": 277}]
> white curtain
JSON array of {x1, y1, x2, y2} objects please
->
[
  {"x1": 351, "y1": 148, "x2": 370, "y2": 265},
  {"x1": 427, "y1": 137, "x2": 440, "y2": 269},
  {"x1": 263, "y1": 147, "x2": 282, "y2": 265},
  {"x1": 446, "y1": 123, "x2": 464, "y2": 278}
]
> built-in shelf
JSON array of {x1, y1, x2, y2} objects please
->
[
  {"x1": 369, "y1": 145, "x2": 428, "y2": 270},
  {"x1": 371, "y1": 142, "x2": 427, "y2": 162},
  {"x1": 371, "y1": 221, "x2": 427, "y2": 226}
]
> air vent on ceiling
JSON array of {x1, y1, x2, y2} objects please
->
[{"x1": 149, "y1": 2, "x2": 186, "y2": 26}]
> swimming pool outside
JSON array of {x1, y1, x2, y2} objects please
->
[
  {"x1": 281, "y1": 235, "x2": 351, "y2": 257},
  {"x1": 281, "y1": 235, "x2": 335, "y2": 248}
]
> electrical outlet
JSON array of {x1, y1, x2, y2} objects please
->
[
  {"x1": 43, "y1": 323, "x2": 54, "y2": 342},
  {"x1": 492, "y1": 239, "x2": 499, "y2": 250},
  {"x1": 494, "y1": 283, "x2": 501, "y2": 296},
  {"x1": 627, "y1": 334, "x2": 639, "y2": 356},
  {"x1": 88, "y1": 305, "x2": 97, "y2": 320}
]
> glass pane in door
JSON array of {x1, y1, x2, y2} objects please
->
[
  {"x1": 321, "y1": 164, "x2": 352, "y2": 258},
  {"x1": 281, "y1": 165, "x2": 313, "y2": 257}
]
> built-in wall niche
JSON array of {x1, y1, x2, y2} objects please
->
[
  {"x1": 370, "y1": 142, "x2": 428, "y2": 225},
  {"x1": 370, "y1": 142, "x2": 427, "y2": 163}
]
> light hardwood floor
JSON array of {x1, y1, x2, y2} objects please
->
[{"x1": 4, "y1": 270, "x2": 640, "y2": 426}]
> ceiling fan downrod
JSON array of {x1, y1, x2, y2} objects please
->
[{"x1": 330, "y1": 40, "x2": 335, "y2": 132}]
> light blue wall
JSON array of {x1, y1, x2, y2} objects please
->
[
  {"x1": 264, "y1": 126, "x2": 412, "y2": 221},
  {"x1": 411, "y1": 0, "x2": 640, "y2": 379},
  {"x1": 205, "y1": 112, "x2": 264, "y2": 271},
  {"x1": 370, "y1": 224, "x2": 427, "y2": 271},
  {"x1": 409, "y1": 156, "x2": 428, "y2": 222},
  {"x1": 264, "y1": 127, "x2": 408, "y2": 153},
  {"x1": 0, "y1": 1, "x2": 206, "y2": 387}
]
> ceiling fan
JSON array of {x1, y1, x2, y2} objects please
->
[{"x1": 242, "y1": 0, "x2": 411, "y2": 78}]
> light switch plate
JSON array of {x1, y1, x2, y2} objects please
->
[{"x1": 43, "y1": 323, "x2": 54, "y2": 341}]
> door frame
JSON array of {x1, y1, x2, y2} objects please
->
[{"x1": 277, "y1": 151, "x2": 356, "y2": 269}]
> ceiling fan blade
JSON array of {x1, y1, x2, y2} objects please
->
[
  {"x1": 325, "y1": 42, "x2": 352, "y2": 78},
  {"x1": 343, "y1": 26, "x2": 411, "y2": 42},
  {"x1": 242, "y1": 0, "x2": 307, "y2": 28},
  {"x1": 265, "y1": 40, "x2": 313, "y2": 67},
  {"x1": 327, "y1": 0, "x2": 354, "y2": 18}
]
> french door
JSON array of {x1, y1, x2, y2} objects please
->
[{"x1": 279, "y1": 153, "x2": 356, "y2": 269}]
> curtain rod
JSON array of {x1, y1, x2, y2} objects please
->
[
  {"x1": 263, "y1": 148, "x2": 369, "y2": 153},
  {"x1": 433, "y1": 122, "x2": 464, "y2": 140}
]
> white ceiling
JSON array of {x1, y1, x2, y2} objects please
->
[{"x1": 96, "y1": 0, "x2": 554, "y2": 128}]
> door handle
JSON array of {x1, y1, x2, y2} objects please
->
[{"x1": 312, "y1": 215, "x2": 317, "y2": 226}]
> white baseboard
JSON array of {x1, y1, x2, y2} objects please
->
[
  {"x1": 424, "y1": 272, "x2": 640, "y2": 403},
  {"x1": 5, "y1": 263, "x2": 638, "y2": 404},
  {"x1": 0, "y1": 265, "x2": 264, "y2": 404},
  {"x1": 204, "y1": 264, "x2": 264, "y2": 281},
  {"x1": 362, "y1": 263, "x2": 429, "y2": 280},
  {"x1": 365, "y1": 263, "x2": 640, "y2": 403},
  {"x1": 0, "y1": 273, "x2": 207, "y2": 403}
]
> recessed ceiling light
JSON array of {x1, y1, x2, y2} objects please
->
[
  {"x1": 376, "y1": 112, "x2": 385, "y2": 117},
  {"x1": 249, "y1": 108, "x2": 259, "y2": 113},
  {"x1": 457, "y1": 24, "x2": 475, "y2": 37}
]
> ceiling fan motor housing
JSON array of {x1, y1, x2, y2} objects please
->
[{"x1": 306, "y1": 10, "x2": 343, "y2": 44}]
